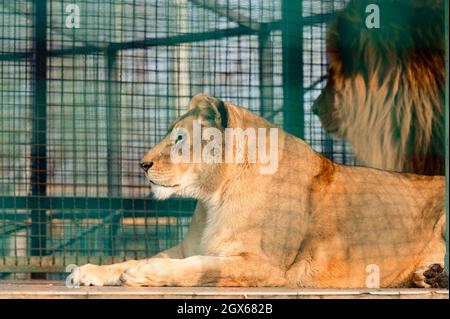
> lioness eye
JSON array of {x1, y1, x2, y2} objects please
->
[{"x1": 175, "y1": 135, "x2": 183, "y2": 143}]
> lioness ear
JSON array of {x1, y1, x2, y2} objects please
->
[{"x1": 188, "y1": 93, "x2": 228, "y2": 129}]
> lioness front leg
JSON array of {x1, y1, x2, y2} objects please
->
[
  {"x1": 120, "y1": 255, "x2": 287, "y2": 287},
  {"x1": 69, "y1": 245, "x2": 184, "y2": 286}
]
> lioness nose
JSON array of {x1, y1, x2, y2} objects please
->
[{"x1": 140, "y1": 161, "x2": 153, "y2": 172}]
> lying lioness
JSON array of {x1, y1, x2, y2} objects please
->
[{"x1": 70, "y1": 93, "x2": 447, "y2": 288}]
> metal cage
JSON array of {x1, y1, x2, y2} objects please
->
[{"x1": 0, "y1": 0, "x2": 360, "y2": 277}]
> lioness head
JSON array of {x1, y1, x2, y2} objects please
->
[{"x1": 140, "y1": 93, "x2": 229, "y2": 200}]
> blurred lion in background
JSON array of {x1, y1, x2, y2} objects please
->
[{"x1": 313, "y1": 0, "x2": 445, "y2": 175}]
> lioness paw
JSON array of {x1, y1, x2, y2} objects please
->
[
  {"x1": 68, "y1": 264, "x2": 120, "y2": 287},
  {"x1": 414, "y1": 263, "x2": 448, "y2": 288}
]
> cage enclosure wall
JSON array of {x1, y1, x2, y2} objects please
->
[{"x1": 3, "y1": 0, "x2": 441, "y2": 280}]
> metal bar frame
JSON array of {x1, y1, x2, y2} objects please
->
[
  {"x1": 189, "y1": 0, "x2": 261, "y2": 31},
  {"x1": 30, "y1": 0, "x2": 48, "y2": 276},
  {"x1": 258, "y1": 24, "x2": 274, "y2": 119},
  {"x1": 46, "y1": 211, "x2": 121, "y2": 255},
  {"x1": 445, "y1": 0, "x2": 449, "y2": 274},
  {"x1": 281, "y1": 0, "x2": 304, "y2": 138},
  {"x1": 0, "y1": 197, "x2": 196, "y2": 213},
  {"x1": 0, "y1": 13, "x2": 335, "y2": 62},
  {"x1": 0, "y1": 3, "x2": 358, "y2": 274}
]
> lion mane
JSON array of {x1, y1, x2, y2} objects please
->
[{"x1": 313, "y1": 0, "x2": 445, "y2": 175}]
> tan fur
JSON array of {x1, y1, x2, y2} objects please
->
[
  {"x1": 313, "y1": 0, "x2": 445, "y2": 175},
  {"x1": 70, "y1": 94, "x2": 445, "y2": 288}
]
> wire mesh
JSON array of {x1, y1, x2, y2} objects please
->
[{"x1": 0, "y1": 0, "x2": 359, "y2": 277}]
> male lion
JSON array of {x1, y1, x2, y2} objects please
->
[
  {"x1": 70, "y1": 93, "x2": 447, "y2": 288},
  {"x1": 313, "y1": 0, "x2": 445, "y2": 175}
]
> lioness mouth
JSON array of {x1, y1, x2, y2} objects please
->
[{"x1": 149, "y1": 180, "x2": 180, "y2": 188}]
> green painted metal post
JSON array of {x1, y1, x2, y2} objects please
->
[
  {"x1": 30, "y1": 0, "x2": 48, "y2": 278},
  {"x1": 106, "y1": 49, "x2": 122, "y2": 199},
  {"x1": 106, "y1": 48, "x2": 122, "y2": 257},
  {"x1": 281, "y1": 0, "x2": 304, "y2": 138},
  {"x1": 445, "y1": 0, "x2": 449, "y2": 274},
  {"x1": 258, "y1": 25, "x2": 274, "y2": 120}
]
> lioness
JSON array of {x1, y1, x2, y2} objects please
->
[{"x1": 70, "y1": 93, "x2": 447, "y2": 288}]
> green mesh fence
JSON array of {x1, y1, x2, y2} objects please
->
[{"x1": 0, "y1": 0, "x2": 357, "y2": 277}]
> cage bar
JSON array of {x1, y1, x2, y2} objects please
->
[
  {"x1": 2, "y1": 0, "x2": 441, "y2": 278},
  {"x1": 30, "y1": 0, "x2": 48, "y2": 272},
  {"x1": 281, "y1": 0, "x2": 304, "y2": 138}
]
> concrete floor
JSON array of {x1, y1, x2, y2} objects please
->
[{"x1": 0, "y1": 281, "x2": 448, "y2": 299}]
